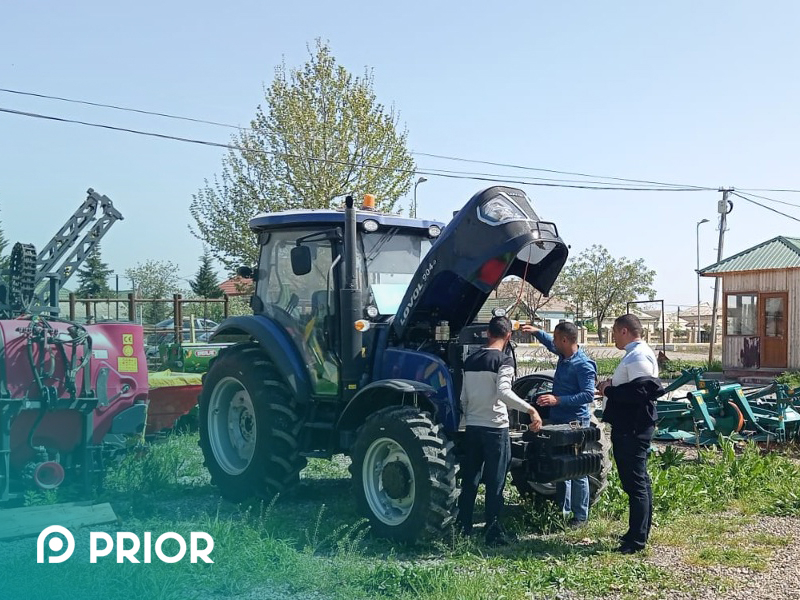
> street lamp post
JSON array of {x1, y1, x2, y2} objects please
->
[
  {"x1": 412, "y1": 176, "x2": 427, "y2": 218},
  {"x1": 696, "y1": 218, "x2": 710, "y2": 343}
]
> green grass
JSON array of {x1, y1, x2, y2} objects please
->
[{"x1": 6, "y1": 432, "x2": 800, "y2": 600}]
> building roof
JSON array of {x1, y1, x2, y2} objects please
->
[
  {"x1": 219, "y1": 277, "x2": 253, "y2": 296},
  {"x1": 676, "y1": 302, "x2": 715, "y2": 319},
  {"x1": 699, "y1": 236, "x2": 800, "y2": 275}
]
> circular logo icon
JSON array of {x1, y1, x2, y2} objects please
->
[{"x1": 123, "y1": 345, "x2": 134, "y2": 357}]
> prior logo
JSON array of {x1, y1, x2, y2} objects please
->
[{"x1": 37, "y1": 525, "x2": 76, "y2": 563}]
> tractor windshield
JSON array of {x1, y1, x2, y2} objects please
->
[{"x1": 363, "y1": 231, "x2": 432, "y2": 315}]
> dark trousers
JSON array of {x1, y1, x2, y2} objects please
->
[
  {"x1": 457, "y1": 426, "x2": 511, "y2": 534},
  {"x1": 611, "y1": 427, "x2": 654, "y2": 550}
]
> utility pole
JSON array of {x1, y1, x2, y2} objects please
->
[{"x1": 708, "y1": 188, "x2": 734, "y2": 366}]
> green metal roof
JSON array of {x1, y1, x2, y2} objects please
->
[{"x1": 699, "y1": 236, "x2": 800, "y2": 275}]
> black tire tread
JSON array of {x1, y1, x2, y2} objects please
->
[
  {"x1": 350, "y1": 405, "x2": 459, "y2": 541},
  {"x1": 198, "y1": 342, "x2": 307, "y2": 502}
]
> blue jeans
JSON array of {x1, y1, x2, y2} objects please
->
[{"x1": 554, "y1": 418, "x2": 591, "y2": 522}]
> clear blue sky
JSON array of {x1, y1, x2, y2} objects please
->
[{"x1": 2, "y1": 1, "x2": 799, "y2": 307}]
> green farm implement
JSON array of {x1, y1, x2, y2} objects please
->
[{"x1": 653, "y1": 368, "x2": 800, "y2": 444}]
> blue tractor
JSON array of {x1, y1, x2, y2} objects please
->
[{"x1": 198, "y1": 187, "x2": 606, "y2": 541}]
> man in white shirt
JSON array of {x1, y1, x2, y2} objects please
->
[
  {"x1": 598, "y1": 314, "x2": 662, "y2": 554},
  {"x1": 456, "y1": 316, "x2": 543, "y2": 545}
]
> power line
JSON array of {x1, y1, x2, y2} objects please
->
[
  {"x1": 0, "y1": 87, "x2": 245, "y2": 130},
  {"x1": 732, "y1": 190, "x2": 800, "y2": 209},
  {"x1": 412, "y1": 151, "x2": 713, "y2": 190},
  {"x1": 0, "y1": 105, "x2": 709, "y2": 192},
  {"x1": 0, "y1": 86, "x2": 716, "y2": 191},
  {"x1": 738, "y1": 187, "x2": 800, "y2": 194},
  {"x1": 732, "y1": 191, "x2": 800, "y2": 224}
]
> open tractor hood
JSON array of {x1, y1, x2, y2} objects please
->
[{"x1": 392, "y1": 186, "x2": 569, "y2": 341}]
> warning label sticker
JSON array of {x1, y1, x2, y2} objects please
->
[
  {"x1": 122, "y1": 334, "x2": 134, "y2": 345},
  {"x1": 122, "y1": 345, "x2": 134, "y2": 357},
  {"x1": 118, "y1": 357, "x2": 139, "y2": 373}
]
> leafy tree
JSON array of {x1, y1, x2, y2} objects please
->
[
  {"x1": 190, "y1": 39, "x2": 415, "y2": 270},
  {"x1": 125, "y1": 260, "x2": 182, "y2": 323},
  {"x1": 0, "y1": 206, "x2": 9, "y2": 272},
  {"x1": 558, "y1": 245, "x2": 656, "y2": 341},
  {"x1": 76, "y1": 246, "x2": 113, "y2": 298},
  {"x1": 189, "y1": 249, "x2": 223, "y2": 299}
]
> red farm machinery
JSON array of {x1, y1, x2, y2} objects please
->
[{"x1": 0, "y1": 189, "x2": 149, "y2": 503}]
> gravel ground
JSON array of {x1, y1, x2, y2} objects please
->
[{"x1": 642, "y1": 516, "x2": 800, "y2": 600}]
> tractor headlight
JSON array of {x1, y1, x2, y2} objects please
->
[
  {"x1": 428, "y1": 224, "x2": 441, "y2": 238},
  {"x1": 362, "y1": 219, "x2": 379, "y2": 232},
  {"x1": 478, "y1": 194, "x2": 527, "y2": 226},
  {"x1": 365, "y1": 305, "x2": 379, "y2": 319},
  {"x1": 492, "y1": 307, "x2": 507, "y2": 317}
]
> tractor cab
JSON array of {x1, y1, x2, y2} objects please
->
[{"x1": 245, "y1": 198, "x2": 444, "y2": 396}]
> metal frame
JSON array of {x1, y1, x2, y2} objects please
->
[{"x1": 32, "y1": 189, "x2": 123, "y2": 315}]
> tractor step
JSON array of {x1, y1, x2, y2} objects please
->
[
  {"x1": 302, "y1": 422, "x2": 335, "y2": 430},
  {"x1": 300, "y1": 450, "x2": 333, "y2": 458}
]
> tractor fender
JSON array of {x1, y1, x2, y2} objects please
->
[
  {"x1": 210, "y1": 315, "x2": 311, "y2": 403},
  {"x1": 336, "y1": 379, "x2": 437, "y2": 434}
]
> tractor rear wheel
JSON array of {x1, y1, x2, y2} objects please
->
[
  {"x1": 350, "y1": 406, "x2": 459, "y2": 542},
  {"x1": 199, "y1": 343, "x2": 306, "y2": 502}
]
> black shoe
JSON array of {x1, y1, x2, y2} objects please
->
[
  {"x1": 454, "y1": 521, "x2": 473, "y2": 537},
  {"x1": 616, "y1": 543, "x2": 644, "y2": 555},
  {"x1": 567, "y1": 519, "x2": 588, "y2": 529},
  {"x1": 485, "y1": 532, "x2": 510, "y2": 547},
  {"x1": 484, "y1": 522, "x2": 513, "y2": 546}
]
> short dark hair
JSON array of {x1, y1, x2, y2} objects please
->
[
  {"x1": 488, "y1": 316, "x2": 512, "y2": 339},
  {"x1": 614, "y1": 314, "x2": 643, "y2": 337},
  {"x1": 554, "y1": 321, "x2": 579, "y2": 343}
]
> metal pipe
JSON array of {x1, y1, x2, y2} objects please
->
[
  {"x1": 340, "y1": 196, "x2": 363, "y2": 399},
  {"x1": 696, "y1": 219, "x2": 709, "y2": 344},
  {"x1": 32, "y1": 461, "x2": 65, "y2": 490}
]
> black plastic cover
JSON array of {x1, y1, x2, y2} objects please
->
[
  {"x1": 391, "y1": 186, "x2": 569, "y2": 341},
  {"x1": 523, "y1": 424, "x2": 603, "y2": 483}
]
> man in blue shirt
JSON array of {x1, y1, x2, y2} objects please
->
[{"x1": 522, "y1": 321, "x2": 598, "y2": 526}]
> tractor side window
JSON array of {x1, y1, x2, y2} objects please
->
[{"x1": 258, "y1": 231, "x2": 340, "y2": 396}]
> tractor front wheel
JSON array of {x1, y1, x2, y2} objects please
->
[{"x1": 350, "y1": 406, "x2": 459, "y2": 542}]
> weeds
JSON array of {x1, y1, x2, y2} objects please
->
[{"x1": 104, "y1": 432, "x2": 206, "y2": 495}]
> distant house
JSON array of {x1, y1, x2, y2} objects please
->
[
  {"x1": 599, "y1": 308, "x2": 662, "y2": 346},
  {"x1": 674, "y1": 302, "x2": 721, "y2": 343},
  {"x1": 218, "y1": 276, "x2": 253, "y2": 297},
  {"x1": 476, "y1": 280, "x2": 573, "y2": 333},
  {"x1": 699, "y1": 236, "x2": 799, "y2": 376}
]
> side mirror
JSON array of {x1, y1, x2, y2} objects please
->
[
  {"x1": 290, "y1": 246, "x2": 312, "y2": 276},
  {"x1": 237, "y1": 265, "x2": 254, "y2": 279}
]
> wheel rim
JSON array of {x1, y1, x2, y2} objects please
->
[
  {"x1": 362, "y1": 437, "x2": 415, "y2": 526},
  {"x1": 208, "y1": 376, "x2": 257, "y2": 475}
]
